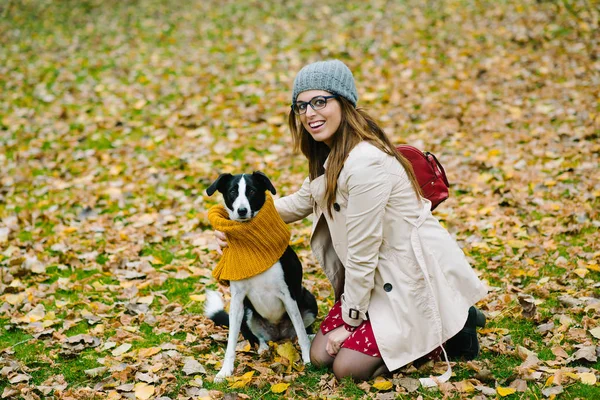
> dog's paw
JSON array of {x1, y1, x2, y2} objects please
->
[
  {"x1": 214, "y1": 368, "x2": 232, "y2": 383},
  {"x1": 257, "y1": 342, "x2": 269, "y2": 355},
  {"x1": 302, "y1": 355, "x2": 311, "y2": 365}
]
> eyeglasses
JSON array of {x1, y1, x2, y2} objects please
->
[{"x1": 291, "y1": 95, "x2": 338, "y2": 115}]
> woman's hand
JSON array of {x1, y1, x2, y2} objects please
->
[
  {"x1": 326, "y1": 326, "x2": 352, "y2": 357},
  {"x1": 214, "y1": 230, "x2": 228, "y2": 255}
]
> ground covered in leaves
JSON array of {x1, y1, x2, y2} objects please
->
[{"x1": 1, "y1": 0, "x2": 599, "y2": 399}]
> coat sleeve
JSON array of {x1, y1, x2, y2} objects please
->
[
  {"x1": 341, "y1": 156, "x2": 392, "y2": 327},
  {"x1": 274, "y1": 177, "x2": 314, "y2": 224}
]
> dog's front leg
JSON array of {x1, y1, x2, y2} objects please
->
[
  {"x1": 215, "y1": 288, "x2": 244, "y2": 382},
  {"x1": 281, "y1": 292, "x2": 312, "y2": 365}
]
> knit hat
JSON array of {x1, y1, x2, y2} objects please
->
[{"x1": 292, "y1": 60, "x2": 358, "y2": 107}]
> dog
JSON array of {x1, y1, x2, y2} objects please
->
[{"x1": 205, "y1": 171, "x2": 317, "y2": 381}]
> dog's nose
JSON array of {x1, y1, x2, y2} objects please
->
[{"x1": 238, "y1": 207, "x2": 248, "y2": 216}]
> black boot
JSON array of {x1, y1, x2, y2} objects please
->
[{"x1": 445, "y1": 306, "x2": 486, "y2": 360}]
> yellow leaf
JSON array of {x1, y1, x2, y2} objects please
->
[
  {"x1": 271, "y1": 383, "x2": 290, "y2": 393},
  {"x1": 545, "y1": 376, "x2": 554, "y2": 386},
  {"x1": 134, "y1": 382, "x2": 155, "y2": 400},
  {"x1": 579, "y1": 372, "x2": 597, "y2": 385},
  {"x1": 564, "y1": 372, "x2": 579, "y2": 380},
  {"x1": 573, "y1": 268, "x2": 588, "y2": 278},
  {"x1": 507, "y1": 240, "x2": 528, "y2": 249},
  {"x1": 372, "y1": 377, "x2": 393, "y2": 391},
  {"x1": 497, "y1": 386, "x2": 516, "y2": 396},
  {"x1": 455, "y1": 380, "x2": 475, "y2": 392},
  {"x1": 586, "y1": 263, "x2": 600, "y2": 272},
  {"x1": 138, "y1": 347, "x2": 162, "y2": 358},
  {"x1": 228, "y1": 371, "x2": 254, "y2": 389},
  {"x1": 276, "y1": 342, "x2": 300, "y2": 363},
  {"x1": 190, "y1": 294, "x2": 206, "y2": 301},
  {"x1": 479, "y1": 327, "x2": 510, "y2": 335}
]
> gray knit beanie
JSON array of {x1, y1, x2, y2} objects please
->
[{"x1": 292, "y1": 60, "x2": 358, "y2": 107}]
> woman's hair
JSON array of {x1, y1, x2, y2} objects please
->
[{"x1": 288, "y1": 96, "x2": 423, "y2": 215}]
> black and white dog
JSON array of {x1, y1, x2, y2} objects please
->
[{"x1": 205, "y1": 171, "x2": 317, "y2": 381}]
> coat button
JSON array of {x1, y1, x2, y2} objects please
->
[
  {"x1": 383, "y1": 283, "x2": 393, "y2": 292},
  {"x1": 333, "y1": 203, "x2": 340, "y2": 212}
]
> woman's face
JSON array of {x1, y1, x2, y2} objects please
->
[{"x1": 296, "y1": 90, "x2": 342, "y2": 147}]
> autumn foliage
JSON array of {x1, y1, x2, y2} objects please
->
[{"x1": 0, "y1": 0, "x2": 599, "y2": 399}]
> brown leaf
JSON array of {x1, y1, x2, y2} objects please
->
[
  {"x1": 518, "y1": 294, "x2": 536, "y2": 319},
  {"x1": 566, "y1": 345, "x2": 597, "y2": 363}
]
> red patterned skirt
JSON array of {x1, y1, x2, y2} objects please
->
[{"x1": 320, "y1": 301, "x2": 443, "y2": 361}]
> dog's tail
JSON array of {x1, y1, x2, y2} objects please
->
[{"x1": 204, "y1": 290, "x2": 229, "y2": 327}]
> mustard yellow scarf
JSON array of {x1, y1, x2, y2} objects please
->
[{"x1": 207, "y1": 193, "x2": 290, "y2": 282}]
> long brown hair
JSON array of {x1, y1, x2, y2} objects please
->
[{"x1": 288, "y1": 96, "x2": 423, "y2": 215}]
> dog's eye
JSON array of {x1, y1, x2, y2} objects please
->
[
  {"x1": 247, "y1": 189, "x2": 255, "y2": 196},
  {"x1": 229, "y1": 189, "x2": 237, "y2": 196}
]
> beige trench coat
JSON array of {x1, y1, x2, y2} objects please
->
[{"x1": 275, "y1": 141, "x2": 487, "y2": 371}]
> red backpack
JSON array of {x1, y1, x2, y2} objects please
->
[{"x1": 396, "y1": 145, "x2": 450, "y2": 210}]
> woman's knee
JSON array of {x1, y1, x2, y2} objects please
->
[
  {"x1": 309, "y1": 333, "x2": 334, "y2": 368},
  {"x1": 333, "y1": 360, "x2": 370, "y2": 381},
  {"x1": 310, "y1": 347, "x2": 332, "y2": 368},
  {"x1": 332, "y1": 350, "x2": 385, "y2": 382}
]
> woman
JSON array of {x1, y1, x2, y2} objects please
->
[{"x1": 216, "y1": 60, "x2": 487, "y2": 383}]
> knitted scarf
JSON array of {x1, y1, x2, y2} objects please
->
[{"x1": 207, "y1": 193, "x2": 290, "y2": 283}]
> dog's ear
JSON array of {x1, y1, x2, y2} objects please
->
[
  {"x1": 252, "y1": 171, "x2": 276, "y2": 195},
  {"x1": 206, "y1": 173, "x2": 233, "y2": 196}
]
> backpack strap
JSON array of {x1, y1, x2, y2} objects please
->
[{"x1": 425, "y1": 152, "x2": 450, "y2": 187}]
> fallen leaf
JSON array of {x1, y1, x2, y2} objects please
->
[
  {"x1": 270, "y1": 383, "x2": 290, "y2": 393},
  {"x1": 9, "y1": 373, "x2": 32, "y2": 383},
  {"x1": 276, "y1": 342, "x2": 299, "y2": 363},
  {"x1": 566, "y1": 345, "x2": 597, "y2": 363},
  {"x1": 573, "y1": 268, "x2": 588, "y2": 278},
  {"x1": 578, "y1": 372, "x2": 597, "y2": 385},
  {"x1": 454, "y1": 380, "x2": 475, "y2": 393},
  {"x1": 137, "y1": 295, "x2": 154, "y2": 304},
  {"x1": 541, "y1": 385, "x2": 563, "y2": 397},
  {"x1": 84, "y1": 367, "x2": 107, "y2": 377},
  {"x1": 112, "y1": 343, "x2": 132, "y2": 357},
  {"x1": 509, "y1": 379, "x2": 527, "y2": 392},
  {"x1": 395, "y1": 377, "x2": 420, "y2": 392},
  {"x1": 479, "y1": 327, "x2": 510, "y2": 335},
  {"x1": 183, "y1": 357, "x2": 207, "y2": 375},
  {"x1": 138, "y1": 347, "x2": 162, "y2": 358},
  {"x1": 134, "y1": 382, "x2": 155, "y2": 400},
  {"x1": 518, "y1": 294, "x2": 536, "y2": 318},
  {"x1": 228, "y1": 371, "x2": 254, "y2": 389},
  {"x1": 496, "y1": 387, "x2": 516, "y2": 397},
  {"x1": 475, "y1": 385, "x2": 497, "y2": 396},
  {"x1": 22, "y1": 304, "x2": 45, "y2": 322},
  {"x1": 372, "y1": 377, "x2": 393, "y2": 391}
]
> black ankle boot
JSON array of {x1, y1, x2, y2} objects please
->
[{"x1": 445, "y1": 306, "x2": 486, "y2": 360}]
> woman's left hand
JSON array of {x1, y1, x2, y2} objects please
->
[{"x1": 326, "y1": 326, "x2": 352, "y2": 357}]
